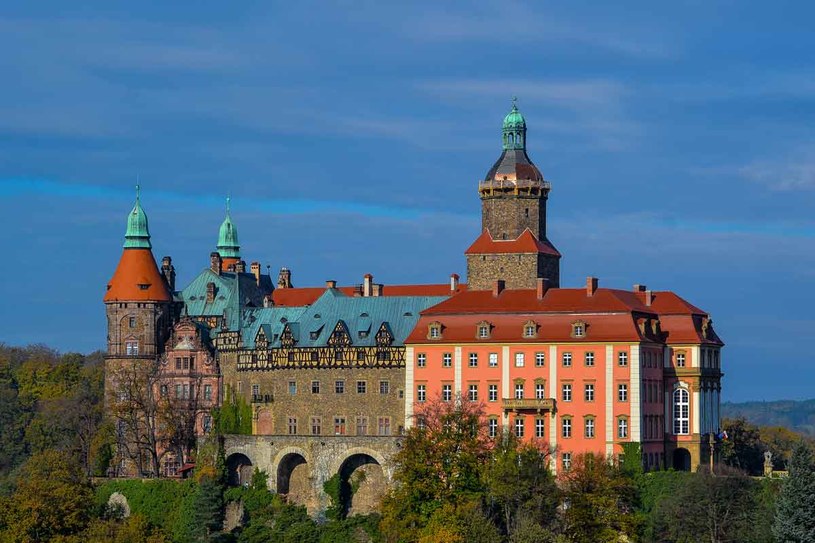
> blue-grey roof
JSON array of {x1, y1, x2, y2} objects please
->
[{"x1": 178, "y1": 269, "x2": 274, "y2": 319}]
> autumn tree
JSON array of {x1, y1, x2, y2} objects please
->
[
  {"x1": 721, "y1": 417, "x2": 765, "y2": 475},
  {"x1": 774, "y1": 440, "x2": 815, "y2": 542}
]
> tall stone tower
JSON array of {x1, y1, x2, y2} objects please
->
[
  {"x1": 466, "y1": 101, "x2": 561, "y2": 290},
  {"x1": 104, "y1": 187, "x2": 174, "y2": 393}
]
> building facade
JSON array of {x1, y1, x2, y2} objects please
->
[{"x1": 104, "y1": 103, "x2": 723, "y2": 487}]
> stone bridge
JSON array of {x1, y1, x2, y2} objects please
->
[{"x1": 223, "y1": 434, "x2": 403, "y2": 517}]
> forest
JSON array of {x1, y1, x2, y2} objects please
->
[{"x1": 1, "y1": 343, "x2": 814, "y2": 543}]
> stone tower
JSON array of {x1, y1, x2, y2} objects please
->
[
  {"x1": 104, "y1": 187, "x2": 174, "y2": 398},
  {"x1": 466, "y1": 101, "x2": 561, "y2": 290}
]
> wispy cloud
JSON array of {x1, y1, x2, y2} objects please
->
[{"x1": 695, "y1": 145, "x2": 815, "y2": 191}]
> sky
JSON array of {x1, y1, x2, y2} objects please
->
[{"x1": 1, "y1": 1, "x2": 814, "y2": 402}]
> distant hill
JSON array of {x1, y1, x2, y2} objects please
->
[{"x1": 722, "y1": 400, "x2": 815, "y2": 437}]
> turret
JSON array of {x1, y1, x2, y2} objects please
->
[{"x1": 217, "y1": 197, "x2": 241, "y2": 271}]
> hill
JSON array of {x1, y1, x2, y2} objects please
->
[{"x1": 723, "y1": 399, "x2": 815, "y2": 437}]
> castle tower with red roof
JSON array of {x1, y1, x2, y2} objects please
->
[{"x1": 466, "y1": 99, "x2": 561, "y2": 290}]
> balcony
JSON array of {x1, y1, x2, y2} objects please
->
[
  {"x1": 502, "y1": 398, "x2": 556, "y2": 413},
  {"x1": 478, "y1": 179, "x2": 551, "y2": 193},
  {"x1": 251, "y1": 394, "x2": 273, "y2": 404}
]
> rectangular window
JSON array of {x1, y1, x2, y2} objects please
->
[
  {"x1": 618, "y1": 351, "x2": 628, "y2": 366},
  {"x1": 125, "y1": 341, "x2": 139, "y2": 356},
  {"x1": 562, "y1": 352, "x2": 572, "y2": 367},
  {"x1": 488, "y1": 384, "x2": 498, "y2": 402},
  {"x1": 468, "y1": 384, "x2": 478, "y2": 402},
  {"x1": 535, "y1": 352, "x2": 545, "y2": 367},
  {"x1": 562, "y1": 418, "x2": 572, "y2": 438},
  {"x1": 515, "y1": 353, "x2": 525, "y2": 367},
  {"x1": 535, "y1": 417, "x2": 545, "y2": 438},
  {"x1": 478, "y1": 325, "x2": 489, "y2": 338},
  {"x1": 618, "y1": 418, "x2": 628, "y2": 439},
  {"x1": 417, "y1": 353, "x2": 426, "y2": 368},
  {"x1": 160, "y1": 384, "x2": 168, "y2": 398},
  {"x1": 584, "y1": 384, "x2": 594, "y2": 402},
  {"x1": 311, "y1": 417, "x2": 321, "y2": 435},
  {"x1": 488, "y1": 418, "x2": 498, "y2": 438},
  {"x1": 562, "y1": 384, "x2": 572, "y2": 402},
  {"x1": 334, "y1": 417, "x2": 346, "y2": 435},
  {"x1": 175, "y1": 358, "x2": 182, "y2": 370},
  {"x1": 442, "y1": 384, "x2": 452, "y2": 402},
  {"x1": 469, "y1": 353, "x2": 478, "y2": 367},
  {"x1": 311, "y1": 381, "x2": 320, "y2": 394},
  {"x1": 129, "y1": 316, "x2": 136, "y2": 328},
  {"x1": 189, "y1": 356, "x2": 195, "y2": 370},
  {"x1": 430, "y1": 327, "x2": 440, "y2": 339},
  {"x1": 251, "y1": 384, "x2": 260, "y2": 398},
  {"x1": 515, "y1": 417, "x2": 525, "y2": 438},
  {"x1": 562, "y1": 452, "x2": 572, "y2": 470},
  {"x1": 288, "y1": 381, "x2": 297, "y2": 395},
  {"x1": 514, "y1": 383, "x2": 524, "y2": 399},
  {"x1": 585, "y1": 352, "x2": 595, "y2": 366},
  {"x1": 535, "y1": 383, "x2": 545, "y2": 399},
  {"x1": 489, "y1": 353, "x2": 498, "y2": 367},
  {"x1": 417, "y1": 384, "x2": 426, "y2": 402},
  {"x1": 175, "y1": 384, "x2": 182, "y2": 398},
  {"x1": 442, "y1": 353, "x2": 452, "y2": 367},
  {"x1": 379, "y1": 380, "x2": 390, "y2": 395},
  {"x1": 204, "y1": 384, "x2": 212, "y2": 401},
  {"x1": 618, "y1": 383, "x2": 628, "y2": 402},
  {"x1": 585, "y1": 418, "x2": 595, "y2": 438},
  {"x1": 183, "y1": 357, "x2": 190, "y2": 370},
  {"x1": 335, "y1": 380, "x2": 345, "y2": 394},
  {"x1": 356, "y1": 416, "x2": 368, "y2": 435},
  {"x1": 357, "y1": 380, "x2": 367, "y2": 394},
  {"x1": 288, "y1": 417, "x2": 297, "y2": 435},
  {"x1": 676, "y1": 353, "x2": 686, "y2": 367},
  {"x1": 378, "y1": 417, "x2": 391, "y2": 436}
]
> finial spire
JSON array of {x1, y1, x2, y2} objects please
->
[
  {"x1": 136, "y1": 183, "x2": 141, "y2": 202},
  {"x1": 226, "y1": 194, "x2": 231, "y2": 216},
  {"x1": 512, "y1": 96, "x2": 518, "y2": 109}
]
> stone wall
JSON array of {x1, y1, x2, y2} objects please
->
[
  {"x1": 481, "y1": 194, "x2": 547, "y2": 240},
  {"x1": 467, "y1": 252, "x2": 560, "y2": 290}
]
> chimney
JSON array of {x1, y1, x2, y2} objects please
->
[
  {"x1": 633, "y1": 284, "x2": 647, "y2": 292},
  {"x1": 363, "y1": 273, "x2": 373, "y2": 297},
  {"x1": 250, "y1": 262, "x2": 261, "y2": 286},
  {"x1": 325, "y1": 280, "x2": 337, "y2": 289},
  {"x1": 372, "y1": 283, "x2": 382, "y2": 297},
  {"x1": 235, "y1": 260, "x2": 246, "y2": 273},
  {"x1": 450, "y1": 273, "x2": 460, "y2": 293},
  {"x1": 353, "y1": 285, "x2": 363, "y2": 297},
  {"x1": 263, "y1": 294, "x2": 273, "y2": 308},
  {"x1": 492, "y1": 279, "x2": 505, "y2": 298},
  {"x1": 536, "y1": 277, "x2": 550, "y2": 300},
  {"x1": 277, "y1": 267, "x2": 292, "y2": 289},
  {"x1": 645, "y1": 290, "x2": 654, "y2": 306},
  {"x1": 206, "y1": 282, "x2": 216, "y2": 303},
  {"x1": 210, "y1": 252, "x2": 222, "y2": 275},
  {"x1": 161, "y1": 256, "x2": 176, "y2": 291},
  {"x1": 586, "y1": 276, "x2": 599, "y2": 297}
]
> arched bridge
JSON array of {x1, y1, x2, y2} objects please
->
[{"x1": 223, "y1": 435, "x2": 402, "y2": 516}]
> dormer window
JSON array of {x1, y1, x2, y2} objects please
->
[
  {"x1": 523, "y1": 320, "x2": 537, "y2": 338},
  {"x1": 138, "y1": 284, "x2": 150, "y2": 290},
  {"x1": 358, "y1": 331, "x2": 369, "y2": 339},
  {"x1": 476, "y1": 320, "x2": 491, "y2": 339},
  {"x1": 571, "y1": 321, "x2": 586, "y2": 338},
  {"x1": 428, "y1": 322, "x2": 442, "y2": 340}
]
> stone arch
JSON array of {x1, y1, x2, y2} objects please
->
[
  {"x1": 333, "y1": 449, "x2": 388, "y2": 517},
  {"x1": 226, "y1": 453, "x2": 253, "y2": 487},
  {"x1": 274, "y1": 447, "x2": 312, "y2": 505},
  {"x1": 673, "y1": 448, "x2": 691, "y2": 471}
]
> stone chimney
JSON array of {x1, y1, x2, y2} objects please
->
[
  {"x1": 206, "y1": 282, "x2": 216, "y2": 303},
  {"x1": 645, "y1": 290, "x2": 654, "y2": 306},
  {"x1": 161, "y1": 256, "x2": 176, "y2": 291},
  {"x1": 277, "y1": 267, "x2": 292, "y2": 289},
  {"x1": 372, "y1": 283, "x2": 382, "y2": 297},
  {"x1": 450, "y1": 273, "x2": 460, "y2": 293},
  {"x1": 586, "y1": 276, "x2": 599, "y2": 297},
  {"x1": 536, "y1": 277, "x2": 550, "y2": 300},
  {"x1": 325, "y1": 280, "x2": 337, "y2": 289},
  {"x1": 210, "y1": 252, "x2": 222, "y2": 275},
  {"x1": 633, "y1": 284, "x2": 647, "y2": 292},
  {"x1": 235, "y1": 260, "x2": 246, "y2": 273},
  {"x1": 492, "y1": 279, "x2": 505, "y2": 298},
  {"x1": 363, "y1": 274, "x2": 373, "y2": 297},
  {"x1": 250, "y1": 262, "x2": 261, "y2": 286}
]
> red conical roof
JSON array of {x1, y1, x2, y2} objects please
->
[{"x1": 104, "y1": 248, "x2": 172, "y2": 302}]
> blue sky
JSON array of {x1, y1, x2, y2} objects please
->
[{"x1": 1, "y1": 1, "x2": 814, "y2": 401}]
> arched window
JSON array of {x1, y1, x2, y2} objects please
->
[{"x1": 673, "y1": 388, "x2": 690, "y2": 435}]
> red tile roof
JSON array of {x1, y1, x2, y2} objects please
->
[
  {"x1": 465, "y1": 229, "x2": 561, "y2": 256},
  {"x1": 104, "y1": 248, "x2": 172, "y2": 302}
]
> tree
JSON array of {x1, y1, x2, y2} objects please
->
[
  {"x1": 721, "y1": 417, "x2": 764, "y2": 475},
  {"x1": 560, "y1": 453, "x2": 638, "y2": 543},
  {"x1": 192, "y1": 476, "x2": 225, "y2": 541},
  {"x1": 1, "y1": 450, "x2": 93, "y2": 542},
  {"x1": 774, "y1": 441, "x2": 815, "y2": 542}
]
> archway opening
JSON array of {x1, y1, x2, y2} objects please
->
[
  {"x1": 226, "y1": 453, "x2": 253, "y2": 487},
  {"x1": 277, "y1": 453, "x2": 310, "y2": 505},
  {"x1": 338, "y1": 453, "x2": 385, "y2": 517},
  {"x1": 673, "y1": 448, "x2": 691, "y2": 471}
]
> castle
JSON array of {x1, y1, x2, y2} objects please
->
[{"x1": 104, "y1": 103, "x2": 723, "y2": 513}]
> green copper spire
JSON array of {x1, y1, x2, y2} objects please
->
[
  {"x1": 123, "y1": 184, "x2": 152, "y2": 249},
  {"x1": 217, "y1": 196, "x2": 240, "y2": 258},
  {"x1": 502, "y1": 96, "x2": 527, "y2": 150}
]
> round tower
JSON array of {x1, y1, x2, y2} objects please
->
[{"x1": 217, "y1": 196, "x2": 241, "y2": 272}]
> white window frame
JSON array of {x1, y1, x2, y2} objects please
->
[
  {"x1": 442, "y1": 353, "x2": 452, "y2": 368},
  {"x1": 618, "y1": 383, "x2": 628, "y2": 402},
  {"x1": 417, "y1": 353, "x2": 426, "y2": 367},
  {"x1": 673, "y1": 388, "x2": 690, "y2": 435},
  {"x1": 468, "y1": 384, "x2": 478, "y2": 402},
  {"x1": 488, "y1": 353, "x2": 499, "y2": 367},
  {"x1": 562, "y1": 384, "x2": 572, "y2": 402},
  {"x1": 514, "y1": 383, "x2": 524, "y2": 399},
  {"x1": 535, "y1": 352, "x2": 545, "y2": 367},
  {"x1": 562, "y1": 352, "x2": 572, "y2": 367},
  {"x1": 535, "y1": 383, "x2": 545, "y2": 399},
  {"x1": 417, "y1": 384, "x2": 426, "y2": 402},
  {"x1": 618, "y1": 351, "x2": 628, "y2": 366},
  {"x1": 442, "y1": 384, "x2": 452, "y2": 402},
  {"x1": 468, "y1": 352, "x2": 478, "y2": 367},
  {"x1": 515, "y1": 353, "x2": 525, "y2": 367},
  {"x1": 488, "y1": 384, "x2": 498, "y2": 402}
]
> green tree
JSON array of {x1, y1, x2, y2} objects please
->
[
  {"x1": 192, "y1": 476, "x2": 225, "y2": 541},
  {"x1": 721, "y1": 417, "x2": 764, "y2": 475},
  {"x1": 774, "y1": 441, "x2": 815, "y2": 542},
  {"x1": 1, "y1": 450, "x2": 93, "y2": 542}
]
